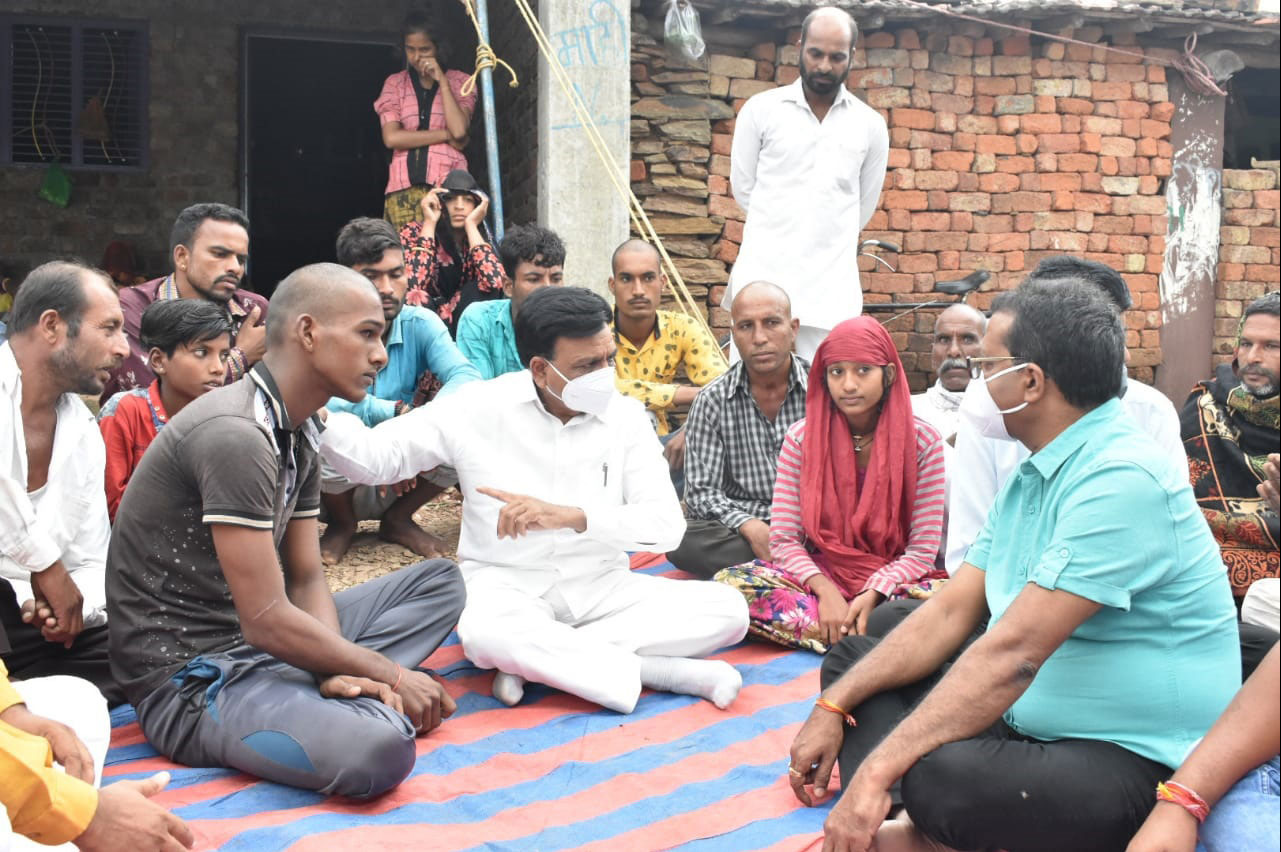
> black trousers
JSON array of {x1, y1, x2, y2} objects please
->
[
  {"x1": 821, "y1": 635, "x2": 1169, "y2": 852},
  {"x1": 0, "y1": 580, "x2": 124, "y2": 705},
  {"x1": 666, "y1": 518, "x2": 756, "y2": 579}
]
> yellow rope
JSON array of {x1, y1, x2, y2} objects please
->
[
  {"x1": 507, "y1": 0, "x2": 728, "y2": 368},
  {"x1": 459, "y1": 0, "x2": 519, "y2": 99}
]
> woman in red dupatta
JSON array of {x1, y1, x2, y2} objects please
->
[{"x1": 713, "y1": 317, "x2": 946, "y2": 653}]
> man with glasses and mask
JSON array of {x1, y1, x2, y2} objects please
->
[
  {"x1": 728, "y1": 6, "x2": 889, "y2": 361},
  {"x1": 320, "y1": 287, "x2": 749, "y2": 714},
  {"x1": 787, "y1": 277, "x2": 1239, "y2": 852}
]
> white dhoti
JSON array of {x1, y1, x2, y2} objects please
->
[
  {"x1": 457, "y1": 566, "x2": 748, "y2": 713},
  {"x1": 1242, "y1": 577, "x2": 1280, "y2": 634}
]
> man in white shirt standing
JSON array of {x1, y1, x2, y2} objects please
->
[
  {"x1": 946, "y1": 256, "x2": 1185, "y2": 575},
  {"x1": 729, "y1": 6, "x2": 889, "y2": 361},
  {"x1": 911, "y1": 304, "x2": 987, "y2": 444},
  {"x1": 321, "y1": 287, "x2": 749, "y2": 714},
  {"x1": 1, "y1": 262, "x2": 129, "y2": 705}
]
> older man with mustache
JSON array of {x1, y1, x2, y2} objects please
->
[
  {"x1": 910, "y1": 304, "x2": 986, "y2": 445},
  {"x1": 101, "y1": 203, "x2": 269, "y2": 405}
]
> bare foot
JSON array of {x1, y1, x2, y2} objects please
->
[
  {"x1": 319, "y1": 520, "x2": 357, "y2": 566},
  {"x1": 379, "y1": 516, "x2": 447, "y2": 559}
]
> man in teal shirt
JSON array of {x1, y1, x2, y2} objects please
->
[
  {"x1": 321, "y1": 218, "x2": 481, "y2": 564},
  {"x1": 455, "y1": 224, "x2": 565, "y2": 380},
  {"x1": 787, "y1": 278, "x2": 1239, "y2": 852}
]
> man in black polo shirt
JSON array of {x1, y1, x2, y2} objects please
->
[{"x1": 106, "y1": 263, "x2": 465, "y2": 798}]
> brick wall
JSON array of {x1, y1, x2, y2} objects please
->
[
  {"x1": 1213, "y1": 166, "x2": 1281, "y2": 366},
  {"x1": 631, "y1": 17, "x2": 1176, "y2": 388}
]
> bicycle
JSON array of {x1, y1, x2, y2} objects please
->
[{"x1": 858, "y1": 239, "x2": 989, "y2": 326}]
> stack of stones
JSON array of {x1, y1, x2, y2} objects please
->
[{"x1": 1213, "y1": 165, "x2": 1280, "y2": 368}]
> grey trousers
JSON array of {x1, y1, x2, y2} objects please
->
[
  {"x1": 134, "y1": 559, "x2": 465, "y2": 799},
  {"x1": 667, "y1": 518, "x2": 758, "y2": 579}
]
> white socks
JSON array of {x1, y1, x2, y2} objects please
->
[
  {"x1": 492, "y1": 672, "x2": 526, "y2": 707},
  {"x1": 639, "y1": 655, "x2": 742, "y2": 710}
]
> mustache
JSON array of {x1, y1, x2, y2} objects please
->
[{"x1": 938, "y1": 357, "x2": 968, "y2": 374}]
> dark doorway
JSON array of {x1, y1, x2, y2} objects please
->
[
  {"x1": 1224, "y1": 67, "x2": 1281, "y2": 169},
  {"x1": 242, "y1": 33, "x2": 397, "y2": 297}
]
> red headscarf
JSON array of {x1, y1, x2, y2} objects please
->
[{"x1": 800, "y1": 316, "x2": 918, "y2": 595}]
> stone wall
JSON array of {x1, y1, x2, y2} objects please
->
[
  {"x1": 1213, "y1": 166, "x2": 1281, "y2": 367},
  {"x1": 630, "y1": 15, "x2": 1178, "y2": 388}
]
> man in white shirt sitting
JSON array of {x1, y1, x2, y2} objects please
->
[
  {"x1": 729, "y1": 6, "x2": 889, "y2": 361},
  {"x1": 910, "y1": 304, "x2": 986, "y2": 445},
  {"x1": 1, "y1": 262, "x2": 129, "y2": 705},
  {"x1": 321, "y1": 287, "x2": 749, "y2": 714},
  {"x1": 946, "y1": 256, "x2": 1185, "y2": 575}
]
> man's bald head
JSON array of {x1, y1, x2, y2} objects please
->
[
  {"x1": 731, "y1": 280, "x2": 799, "y2": 376},
  {"x1": 936, "y1": 302, "x2": 986, "y2": 332},
  {"x1": 731, "y1": 280, "x2": 792, "y2": 322},
  {"x1": 266, "y1": 262, "x2": 381, "y2": 348},
  {"x1": 610, "y1": 238, "x2": 660, "y2": 275},
  {"x1": 801, "y1": 6, "x2": 857, "y2": 51}
]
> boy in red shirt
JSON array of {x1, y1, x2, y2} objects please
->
[{"x1": 98, "y1": 300, "x2": 231, "y2": 520}]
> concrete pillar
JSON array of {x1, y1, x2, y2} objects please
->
[
  {"x1": 1157, "y1": 73, "x2": 1225, "y2": 400},
  {"x1": 537, "y1": 0, "x2": 632, "y2": 295}
]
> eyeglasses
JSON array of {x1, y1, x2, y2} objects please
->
[{"x1": 965, "y1": 355, "x2": 1025, "y2": 380}]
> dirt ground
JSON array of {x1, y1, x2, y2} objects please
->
[{"x1": 321, "y1": 490, "x2": 464, "y2": 592}]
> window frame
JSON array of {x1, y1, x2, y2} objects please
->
[{"x1": 0, "y1": 14, "x2": 150, "y2": 172}]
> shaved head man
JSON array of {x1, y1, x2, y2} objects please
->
[
  {"x1": 668, "y1": 280, "x2": 810, "y2": 577},
  {"x1": 910, "y1": 303, "x2": 986, "y2": 444},
  {"x1": 107, "y1": 263, "x2": 465, "y2": 799}
]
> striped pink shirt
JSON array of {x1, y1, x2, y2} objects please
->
[
  {"x1": 375, "y1": 69, "x2": 476, "y2": 194},
  {"x1": 768, "y1": 417, "x2": 946, "y2": 598}
]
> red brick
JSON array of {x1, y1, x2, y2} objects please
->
[
  {"x1": 1020, "y1": 113, "x2": 1063, "y2": 134},
  {"x1": 776, "y1": 66, "x2": 800, "y2": 85},
  {"x1": 1039, "y1": 173, "x2": 1083, "y2": 191},
  {"x1": 1257, "y1": 190, "x2": 1281, "y2": 210},
  {"x1": 898, "y1": 29, "x2": 922, "y2": 50},
  {"x1": 1015, "y1": 134, "x2": 1039, "y2": 154},
  {"x1": 976, "y1": 134, "x2": 1017, "y2": 155},
  {"x1": 849, "y1": 68, "x2": 894, "y2": 89},
  {"x1": 889, "y1": 127, "x2": 912, "y2": 147},
  {"x1": 1108, "y1": 235, "x2": 1148, "y2": 253},
  {"x1": 898, "y1": 253, "x2": 940, "y2": 272},
  {"x1": 1140, "y1": 119, "x2": 1171, "y2": 139},
  {"x1": 723, "y1": 219, "x2": 744, "y2": 242},
  {"x1": 1107, "y1": 64, "x2": 1147, "y2": 82},
  {"x1": 975, "y1": 77, "x2": 1017, "y2": 96},
  {"x1": 713, "y1": 240, "x2": 739, "y2": 263},
  {"x1": 891, "y1": 108, "x2": 937, "y2": 130},
  {"x1": 1082, "y1": 115, "x2": 1124, "y2": 135},
  {"x1": 951, "y1": 212, "x2": 974, "y2": 231},
  {"x1": 883, "y1": 190, "x2": 929, "y2": 210},
  {"x1": 954, "y1": 75, "x2": 974, "y2": 97},
  {"x1": 1008, "y1": 191, "x2": 1053, "y2": 212},
  {"x1": 1081, "y1": 133, "x2": 1102, "y2": 154},
  {"x1": 988, "y1": 232, "x2": 1030, "y2": 252},
  {"x1": 1058, "y1": 153, "x2": 1100, "y2": 172},
  {"x1": 864, "y1": 31, "x2": 897, "y2": 48},
  {"x1": 996, "y1": 115, "x2": 1022, "y2": 135},
  {"x1": 910, "y1": 130, "x2": 954, "y2": 150},
  {"x1": 1057, "y1": 98, "x2": 1095, "y2": 115},
  {"x1": 708, "y1": 174, "x2": 729, "y2": 195},
  {"x1": 954, "y1": 132, "x2": 977, "y2": 152},
  {"x1": 973, "y1": 214, "x2": 1016, "y2": 233},
  {"x1": 1093, "y1": 216, "x2": 1135, "y2": 234},
  {"x1": 711, "y1": 133, "x2": 733, "y2": 156},
  {"x1": 1039, "y1": 133, "x2": 1082, "y2": 153},
  {"x1": 1100, "y1": 136, "x2": 1137, "y2": 157},
  {"x1": 949, "y1": 192, "x2": 992, "y2": 212},
  {"x1": 1147, "y1": 65, "x2": 1166, "y2": 83},
  {"x1": 1150, "y1": 102, "x2": 1175, "y2": 121},
  {"x1": 996, "y1": 155, "x2": 1036, "y2": 174},
  {"x1": 958, "y1": 115, "x2": 998, "y2": 134},
  {"x1": 630, "y1": 160, "x2": 646, "y2": 181},
  {"x1": 1030, "y1": 230, "x2": 1088, "y2": 251},
  {"x1": 1000, "y1": 35, "x2": 1031, "y2": 55},
  {"x1": 709, "y1": 194, "x2": 745, "y2": 219},
  {"x1": 932, "y1": 93, "x2": 974, "y2": 113},
  {"x1": 887, "y1": 209, "x2": 912, "y2": 230},
  {"x1": 979, "y1": 173, "x2": 1021, "y2": 192},
  {"x1": 1116, "y1": 100, "x2": 1150, "y2": 119},
  {"x1": 911, "y1": 170, "x2": 956, "y2": 190},
  {"x1": 1246, "y1": 264, "x2": 1281, "y2": 283},
  {"x1": 1075, "y1": 193, "x2": 1114, "y2": 213},
  {"x1": 1100, "y1": 156, "x2": 1120, "y2": 176},
  {"x1": 1052, "y1": 190, "x2": 1076, "y2": 210},
  {"x1": 887, "y1": 148, "x2": 911, "y2": 169},
  {"x1": 927, "y1": 189, "x2": 950, "y2": 210}
]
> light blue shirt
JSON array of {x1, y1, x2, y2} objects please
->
[
  {"x1": 325, "y1": 305, "x2": 481, "y2": 426},
  {"x1": 967, "y1": 398, "x2": 1239, "y2": 769},
  {"x1": 456, "y1": 298, "x2": 523, "y2": 380}
]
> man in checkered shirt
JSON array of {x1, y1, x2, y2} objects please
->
[{"x1": 668, "y1": 282, "x2": 809, "y2": 578}]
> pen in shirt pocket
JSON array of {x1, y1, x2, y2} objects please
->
[{"x1": 602, "y1": 462, "x2": 608, "y2": 487}]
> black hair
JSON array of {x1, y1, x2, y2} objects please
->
[
  {"x1": 800, "y1": 8, "x2": 857, "y2": 51},
  {"x1": 1027, "y1": 255, "x2": 1133, "y2": 312},
  {"x1": 514, "y1": 286, "x2": 611, "y2": 367},
  {"x1": 1243, "y1": 291, "x2": 1280, "y2": 322},
  {"x1": 991, "y1": 277, "x2": 1125, "y2": 410},
  {"x1": 169, "y1": 203, "x2": 250, "y2": 253},
  {"x1": 401, "y1": 8, "x2": 454, "y2": 69},
  {"x1": 336, "y1": 217, "x2": 403, "y2": 268},
  {"x1": 139, "y1": 299, "x2": 232, "y2": 357},
  {"x1": 6, "y1": 260, "x2": 97, "y2": 337},
  {"x1": 498, "y1": 224, "x2": 568, "y2": 280}
]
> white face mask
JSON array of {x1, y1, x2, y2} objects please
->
[
  {"x1": 958, "y1": 362, "x2": 1029, "y2": 442},
  {"x1": 545, "y1": 361, "x2": 617, "y2": 418}
]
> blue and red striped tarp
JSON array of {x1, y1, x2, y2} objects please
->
[{"x1": 103, "y1": 557, "x2": 834, "y2": 850}]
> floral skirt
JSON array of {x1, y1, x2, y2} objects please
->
[
  {"x1": 713, "y1": 560, "x2": 948, "y2": 654},
  {"x1": 384, "y1": 185, "x2": 432, "y2": 232}
]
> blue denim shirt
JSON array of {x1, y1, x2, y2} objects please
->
[
  {"x1": 967, "y1": 398, "x2": 1239, "y2": 768},
  {"x1": 325, "y1": 305, "x2": 481, "y2": 426},
  {"x1": 455, "y1": 298, "x2": 523, "y2": 381}
]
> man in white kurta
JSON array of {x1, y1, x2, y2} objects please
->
[
  {"x1": 729, "y1": 7, "x2": 889, "y2": 361},
  {"x1": 321, "y1": 287, "x2": 748, "y2": 714}
]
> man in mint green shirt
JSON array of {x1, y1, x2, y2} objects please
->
[
  {"x1": 455, "y1": 224, "x2": 565, "y2": 380},
  {"x1": 786, "y1": 277, "x2": 1239, "y2": 852}
]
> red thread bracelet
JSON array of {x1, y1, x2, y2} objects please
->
[
  {"x1": 391, "y1": 664, "x2": 405, "y2": 692},
  {"x1": 815, "y1": 697, "x2": 857, "y2": 727},
  {"x1": 1156, "y1": 781, "x2": 1210, "y2": 823}
]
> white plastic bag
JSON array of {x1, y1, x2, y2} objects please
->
[{"x1": 664, "y1": 0, "x2": 706, "y2": 62}]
